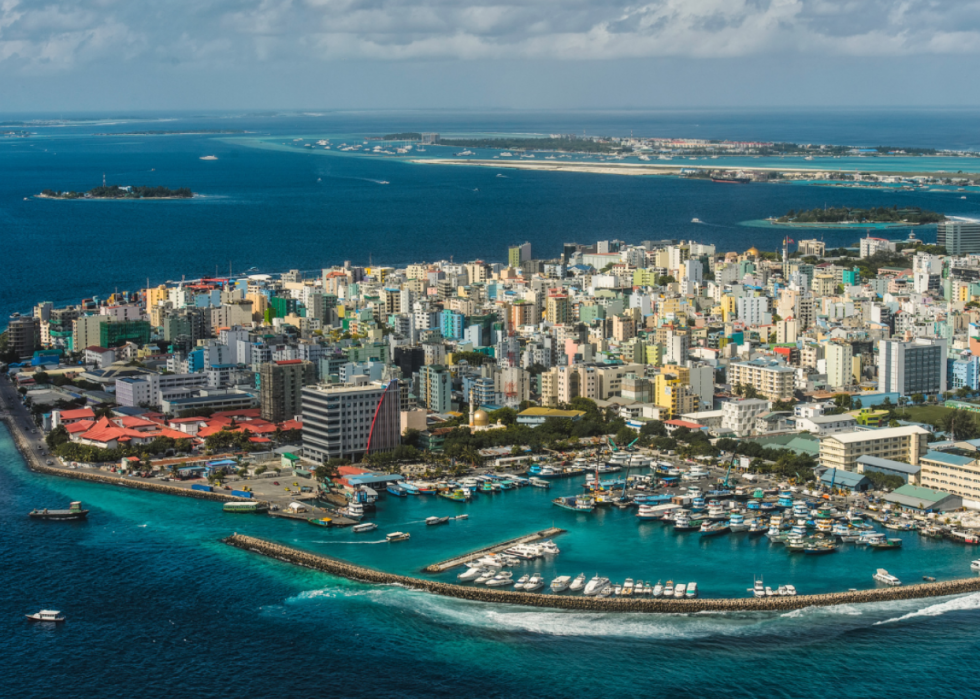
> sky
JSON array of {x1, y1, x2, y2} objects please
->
[{"x1": 3, "y1": 0, "x2": 980, "y2": 111}]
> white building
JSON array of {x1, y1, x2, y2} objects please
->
[
  {"x1": 825, "y1": 342, "x2": 853, "y2": 389},
  {"x1": 721, "y1": 398, "x2": 771, "y2": 437},
  {"x1": 878, "y1": 337, "x2": 947, "y2": 397},
  {"x1": 736, "y1": 296, "x2": 772, "y2": 326}
]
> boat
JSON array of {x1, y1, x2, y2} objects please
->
[
  {"x1": 583, "y1": 575, "x2": 610, "y2": 596},
  {"x1": 199, "y1": 155, "x2": 218, "y2": 160},
  {"x1": 747, "y1": 519, "x2": 768, "y2": 535},
  {"x1": 674, "y1": 583, "x2": 687, "y2": 598},
  {"x1": 386, "y1": 531, "x2": 410, "y2": 542},
  {"x1": 870, "y1": 538, "x2": 903, "y2": 550},
  {"x1": 765, "y1": 586, "x2": 775, "y2": 597},
  {"x1": 25, "y1": 610, "x2": 65, "y2": 623},
  {"x1": 700, "y1": 521, "x2": 729, "y2": 537},
  {"x1": 341, "y1": 502, "x2": 365, "y2": 521},
  {"x1": 514, "y1": 574, "x2": 530, "y2": 590},
  {"x1": 29, "y1": 501, "x2": 89, "y2": 520},
  {"x1": 972, "y1": 560, "x2": 980, "y2": 572},
  {"x1": 752, "y1": 577, "x2": 765, "y2": 598},
  {"x1": 622, "y1": 578, "x2": 635, "y2": 596},
  {"x1": 691, "y1": 218, "x2": 702, "y2": 223},
  {"x1": 652, "y1": 580, "x2": 664, "y2": 597},
  {"x1": 804, "y1": 542, "x2": 838, "y2": 555},
  {"x1": 777, "y1": 585, "x2": 788, "y2": 596},
  {"x1": 686, "y1": 582, "x2": 698, "y2": 598},
  {"x1": 569, "y1": 573, "x2": 587, "y2": 592},
  {"x1": 873, "y1": 569, "x2": 902, "y2": 586},
  {"x1": 529, "y1": 477, "x2": 551, "y2": 489},
  {"x1": 664, "y1": 580, "x2": 674, "y2": 597},
  {"x1": 784, "y1": 585, "x2": 797, "y2": 596},
  {"x1": 552, "y1": 496, "x2": 594, "y2": 512},
  {"x1": 307, "y1": 516, "x2": 333, "y2": 527},
  {"x1": 613, "y1": 583, "x2": 623, "y2": 596},
  {"x1": 550, "y1": 575, "x2": 572, "y2": 592},
  {"x1": 474, "y1": 570, "x2": 495, "y2": 584},
  {"x1": 386, "y1": 483, "x2": 407, "y2": 497},
  {"x1": 439, "y1": 488, "x2": 470, "y2": 502},
  {"x1": 222, "y1": 501, "x2": 269, "y2": 513},
  {"x1": 598, "y1": 585, "x2": 614, "y2": 598},
  {"x1": 485, "y1": 571, "x2": 514, "y2": 587},
  {"x1": 706, "y1": 504, "x2": 727, "y2": 520},
  {"x1": 458, "y1": 567, "x2": 489, "y2": 581},
  {"x1": 426, "y1": 516, "x2": 450, "y2": 526},
  {"x1": 524, "y1": 574, "x2": 544, "y2": 592},
  {"x1": 352, "y1": 522, "x2": 378, "y2": 533}
]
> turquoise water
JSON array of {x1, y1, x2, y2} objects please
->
[{"x1": 5, "y1": 424, "x2": 980, "y2": 698}]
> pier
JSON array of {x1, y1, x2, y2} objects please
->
[
  {"x1": 224, "y1": 534, "x2": 980, "y2": 613},
  {"x1": 422, "y1": 527, "x2": 566, "y2": 573}
]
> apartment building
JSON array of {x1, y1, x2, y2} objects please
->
[
  {"x1": 819, "y1": 425, "x2": 930, "y2": 472},
  {"x1": 301, "y1": 381, "x2": 401, "y2": 463},
  {"x1": 727, "y1": 358, "x2": 795, "y2": 401},
  {"x1": 918, "y1": 450, "x2": 980, "y2": 504},
  {"x1": 721, "y1": 398, "x2": 770, "y2": 437}
]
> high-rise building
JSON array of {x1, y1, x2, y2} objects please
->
[
  {"x1": 508, "y1": 242, "x2": 532, "y2": 268},
  {"x1": 259, "y1": 359, "x2": 317, "y2": 423},
  {"x1": 100, "y1": 319, "x2": 151, "y2": 349},
  {"x1": 301, "y1": 381, "x2": 401, "y2": 463},
  {"x1": 5, "y1": 314, "x2": 40, "y2": 358},
  {"x1": 937, "y1": 219, "x2": 980, "y2": 255},
  {"x1": 545, "y1": 290, "x2": 570, "y2": 325},
  {"x1": 878, "y1": 337, "x2": 947, "y2": 396},
  {"x1": 419, "y1": 364, "x2": 452, "y2": 412},
  {"x1": 825, "y1": 342, "x2": 854, "y2": 390}
]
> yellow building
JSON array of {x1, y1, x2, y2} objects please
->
[
  {"x1": 644, "y1": 343, "x2": 662, "y2": 366},
  {"x1": 720, "y1": 296, "x2": 737, "y2": 323},
  {"x1": 654, "y1": 372, "x2": 697, "y2": 418},
  {"x1": 545, "y1": 291, "x2": 571, "y2": 325}
]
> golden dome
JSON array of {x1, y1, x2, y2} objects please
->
[
  {"x1": 746, "y1": 246, "x2": 760, "y2": 257},
  {"x1": 473, "y1": 409, "x2": 490, "y2": 427}
]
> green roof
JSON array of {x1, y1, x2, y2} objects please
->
[{"x1": 891, "y1": 484, "x2": 952, "y2": 502}]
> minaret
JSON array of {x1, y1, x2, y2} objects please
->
[{"x1": 469, "y1": 387, "x2": 476, "y2": 428}]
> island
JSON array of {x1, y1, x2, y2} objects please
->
[
  {"x1": 39, "y1": 185, "x2": 194, "y2": 200},
  {"x1": 774, "y1": 206, "x2": 945, "y2": 225}
]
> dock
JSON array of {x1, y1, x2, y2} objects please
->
[
  {"x1": 422, "y1": 527, "x2": 566, "y2": 573},
  {"x1": 267, "y1": 510, "x2": 358, "y2": 527}
]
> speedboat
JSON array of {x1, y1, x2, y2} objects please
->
[
  {"x1": 524, "y1": 574, "x2": 544, "y2": 592},
  {"x1": 674, "y1": 583, "x2": 687, "y2": 598},
  {"x1": 352, "y1": 522, "x2": 377, "y2": 533},
  {"x1": 584, "y1": 575, "x2": 610, "y2": 596},
  {"x1": 873, "y1": 569, "x2": 902, "y2": 586},
  {"x1": 458, "y1": 567, "x2": 489, "y2": 582},
  {"x1": 634, "y1": 581, "x2": 645, "y2": 595},
  {"x1": 613, "y1": 583, "x2": 623, "y2": 596},
  {"x1": 550, "y1": 575, "x2": 572, "y2": 592},
  {"x1": 597, "y1": 585, "x2": 614, "y2": 598},
  {"x1": 569, "y1": 573, "x2": 587, "y2": 592},
  {"x1": 784, "y1": 585, "x2": 797, "y2": 596},
  {"x1": 652, "y1": 580, "x2": 664, "y2": 597},
  {"x1": 426, "y1": 516, "x2": 450, "y2": 526},
  {"x1": 514, "y1": 574, "x2": 530, "y2": 590},
  {"x1": 474, "y1": 570, "x2": 495, "y2": 584},
  {"x1": 485, "y1": 571, "x2": 514, "y2": 587},
  {"x1": 972, "y1": 560, "x2": 980, "y2": 572},
  {"x1": 25, "y1": 610, "x2": 64, "y2": 623},
  {"x1": 765, "y1": 586, "x2": 775, "y2": 597}
]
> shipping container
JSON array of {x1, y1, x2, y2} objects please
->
[
  {"x1": 231, "y1": 489, "x2": 253, "y2": 499},
  {"x1": 191, "y1": 484, "x2": 213, "y2": 493}
]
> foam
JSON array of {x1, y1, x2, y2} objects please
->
[{"x1": 874, "y1": 592, "x2": 980, "y2": 625}]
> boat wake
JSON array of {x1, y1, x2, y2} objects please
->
[
  {"x1": 873, "y1": 592, "x2": 980, "y2": 625},
  {"x1": 313, "y1": 539, "x2": 388, "y2": 545}
]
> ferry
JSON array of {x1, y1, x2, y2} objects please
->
[
  {"x1": 387, "y1": 484, "x2": 407, "y2": 497},
  {"x1": 29, "y1": 501, "x2": 88, "y2": 520},
  {"x1": 386, "y1": 531, "x2": 410, "y2": 542},
  {"x1": 223, "y1": 501, "x2": 269, "y2": 514},
  {"x1": 529, "y1": 477, "x2": 551, "y2": 488},
  {"x1": 26, "y1": 610, "x2": 65, "y2": 623},
  {"x1": 353, "y1": 522, "x2": 378, "y2": 533}
]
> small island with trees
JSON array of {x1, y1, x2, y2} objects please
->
[
  {"x1": 38, "y1": 185, "x2": 194, "y2": 200},
  {"x1": 773, "y1": 205, "x2": 945, "y2": 226}
]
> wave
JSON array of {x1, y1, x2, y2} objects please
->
[{"x1": 874, "y1": 592, "x2": 980, "y2": 625}]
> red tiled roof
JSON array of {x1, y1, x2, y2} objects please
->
[
  {"x1": 665, "y1": 419, "x2": 704, "y2": 429},
  {"x1": 65, "y1": 420, "x2": 95, "y2": 434},
  {"x1": 60, "y1": 408, "x2": 96, "y2": 420}
]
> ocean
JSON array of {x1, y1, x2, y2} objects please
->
[{"x1": 4, "y1": 110, "x2": 980, "y2": 697}]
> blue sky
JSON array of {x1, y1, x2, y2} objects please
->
[{"x1": 3, "y1": 0, "x2": 980, "y2": 111}]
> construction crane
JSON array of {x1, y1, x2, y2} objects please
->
[
  {"x1": 608, "y1": 436, "x2": 640, "y2": 500},
  {"x1": 721, "y1": 447, "x2": 739, "y2": 489}
]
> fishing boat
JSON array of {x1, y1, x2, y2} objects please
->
[
  {"x1": 870, "y1": 537, "x2": 903, "y2": 550},
  {"x1": 426, "y1": 516, "x2": 450, "y2": 526},
  {"x1": 804, "y1": 542, "x2": 838, "y2": 555},
  {"x1": 552, "y1": 495, "x2": 595, "y2": 512},
  {"x1": 728, "y1": 512, "x2": 749, "y2": 532},
  {"x1": 439, "y1": 488, "x2": 470, "y2": 502},
  {"x1": 386, "y1": 484, "x2": 407, "y2": 497},
  {"x1": 706, "y1": 504, "x2": 727, "y2": 521},
  {"x1": 569, "y1": 573, "x2": 587, "y2": 592},
  {"x1": 28, "y1": 501, "x2": 89, "y2": 520},
  {"x1": 386, "y1": 531, "x2": 410, "y2": 542},
  {"x1": 859, "y1": 531, "x2": 886, "y2": 546},
  {"x1": 673, "y1": 512, "x2": 703, "y2": 531},
  {"x1": 307, "y1": 516, "x2": 332, "y2": 527},
  {"x1": 353, "y1": 522, "x2": 378, "y2": 533},
  {"x1": 873, "y1": 569, "x2": 902, "y2": 586},
  {"x1": 686, "y1": 582, "x2": 698, "y2": 598},
  {"x1": 700, "y1": 521, "x2": 729, "y2": 537},
  {"x1": 529, "y1": 477, "x2": 550, "y2": 488},
  {"x1": 25, "y1": 610, "x2": 65, "y2": 623},
  {"x1": 584, "y1": 575, "x2": 610, "y2": 596},
  {"x1": 550, "y1": 575, "x2": 572, "y2": 592},
  {"x1": 747, "y1": 519, "x2": 768, "y2": 535}
]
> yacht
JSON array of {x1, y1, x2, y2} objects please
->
[
  {"x1": 784, "y1": 585, "x2": 797, "y2": 596},
  {"x1": 584, "y1": 575, "x2": 610, "y2": 596},
  {"x1": 514, "y1": 574, "x2": 530, "y2": 590},
  {"x1": 569, "y1": 573, "x2": 587, "y2": 592},
  {"x1": 622, "y1": 579, "x2": 635, "y2": 596},
  {"x1": 752, "y1": 577, "x2": 766, "y2": 598},
  {"x1": 485, "y1": 571, "x2": 514, "y2": 587},
  {"x1": 613, "y1": 583, "x2": 623, "y2": 596},
  {"x1": 598, "y1": 586, "x2": 614, "y2": 598},
  {"x1": 538, "y1": 539, "x2": 561, "y2": 555},
  {"x1": 474, "y1": 570, "x2": 495, "y2": 584},
  {"x1": 674, "y1": 583, "x2": 687, "y2": 598},
  {"x1": 664, "y1": 580, "x2": 674, "y2": 597},
  {"x1": 765, "y1": 586, "x2": 776, "y2": 597},
  {"x1": 873, "y1": 569, "x2": 902, "y2": 586},
  {"x1": 686, "y1": 582, "x2": 698, "y2": 598},
  {"x1": 524, "y1": 574, "x2": 544, "y2": 592},
  {"x1": 458, "y1": 567, "x2": 489, "y2": 582},
  {"x1": 972, "y1": 560, "x2": 980, "y2": 572},
  {"x1": 777, "y1": 585, "x2": 788, "y2": 596},
  {"x1": 550, "y1": 575, "x2": 572, "y2": 592},
  {"x1": 652, "y1": 580, "x2": 664, "y2": 597},
  {"x1": 341, "y1": 502, "x2": 365, "y2": 520},
  {"x1": 634, "y1": 581, "x2": 645, "y2": 595}
]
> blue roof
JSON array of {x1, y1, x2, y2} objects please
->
[
  {"x1": 820, "y1": 468, "x2": 869, "y2": 486},
  {"x1": 921, "y1": 450, "x2": 975, "y2": 467},
  {"x1": 856, "y1": 455, "x2": 919, "y2": 475}
]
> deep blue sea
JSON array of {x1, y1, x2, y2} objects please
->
[{"x1": 4, "y1": 110, "x2": 980, "y2": 697}]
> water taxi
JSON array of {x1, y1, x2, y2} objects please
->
[
  {"x1": 386, "y1": 531, "x2": 410, "y2": 542},
  {"x1": 352, "y1": 522, "x2": 378, "y2": 533},
  {"x1": 223, "y1": 501, "x2": 269, "y2": 513},
  {"x1": 26, "y1": 610, "x2": 65, "y2": 623}
]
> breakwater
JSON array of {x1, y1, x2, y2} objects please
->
[
  {"x1": 0, "y1": 414, "x2": 250, "y2": 504},
  {"x1": 224, "y1": 534, "x2": 980, "y2": 612},
  {"x1": 423, "y1": 527, "x2": 566, "y2": 573}
]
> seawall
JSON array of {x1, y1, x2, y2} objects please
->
[
  {"x1": 224, "y1": 533, "x2": 980, "y2": 613},
  {"x1": 0, "y1": 415, "x2": 249, "y2": 504}
]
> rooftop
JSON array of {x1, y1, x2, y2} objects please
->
[
  {"x1": 826, "y1": 425, "x2": 929, "y2": 444},
  {"x1": 856, "y1": 455, "x2": 920, "y2": 475},
  {"x1": 920, "y1": 450, "x2": 976, "y2": 467}
]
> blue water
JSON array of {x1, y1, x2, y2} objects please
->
[
  {"x1": 4, "y1": 425, "x2": 980, "y2": 698},
  {"x1": 5, "y1": 110, "x2": 980, "y2": 321}
]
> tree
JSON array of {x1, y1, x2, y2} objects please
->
[
  {"x1": 911, "y1": 393, "x2": 925, "y2": 405},
  {"x1": 852, "y1": 397, "x2": 863, "y2": 410}
]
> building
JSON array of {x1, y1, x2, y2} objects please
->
[
  {"x1": 5, "y1": 314, "x2": 39, "y2": 358},
  {"x1": 439, "y1": 309, "x2": 465, "y2": 340},
  {"x1": 116, "y1": 372, "x2": 207, "y2": 408},
  {"x1": 301, "y1": 381, "x2": 401, "y2": 463},
  {"x1": 825, "y1": 342, "x2": 853, "y2": 390},
  {"x1": 516, "y1": 407, "x2": 586, "y2": 427},
  {"x1": 721, "y1": 398, "x2": 770, "y2": 437},
  {"x1": 508, "y1": 242, "x2": 532, "y2": 268},
  {"x1": 882, "y1": 484, "x2": 962, "y2": 513},
  {"x1": 259, "y1": 359, "x2": 317, "y2": 423},
  {"x1": 419, "y1": 364, "x2": 452, "y2": 412},
  {"x1": 98, "y1": 319, "x2": 151, "y2": 349},
  {"x1": 545, "y1": 290, "x2": 570, "y2": 325},
  {"x1": 859, "y1": 235, "x2": 897, "y2": 258},
  {"x1": 160, "y1": 388, "x2": 259, "y2": 416},
  {"x1": 727, "y1": 359, "x2": 795, "y2": 401},
  {"x1": 794, "y1": 413, "x2": 858, "y2": 435},
  {"x1": 937, "y1": 219, "x2": 980, "y2": 255},
  {"x1": 878, "y1": 337, "x2": 947, "y2": 397},
  {"x1": 819, "y1": 425, "x2": 930, "y2": 472},
  {"x1": 819, "y1": 468, "x2": 871, "y2": 492},
  {"x1": 736, "y1": 296, "x2": 771, "y2": 326},
  {"x1": 797, "y1": 239, "x2": 826, "y2": 257},
  {"x1": 917, "y1": 450, "x2": 980, "y2": 504},
  {"x1": 856, "y1": 455, "x2": 920, "y2": 484}
]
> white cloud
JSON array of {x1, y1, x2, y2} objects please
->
[{"x1": 3, "y1": 0, "x2": 980, "y2": 71}]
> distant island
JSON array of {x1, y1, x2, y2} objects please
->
[
  {"x1": 39, "y1": 185, "x2": 194, "y2": 200},
  {"x1": 94, "y1": 130, "x2": 247, "y2": 136},
  {"x1": 775, "y1": 206, "x2": 945, "y2": 225}
]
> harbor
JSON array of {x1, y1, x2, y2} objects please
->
[{"x1": 422, "y1": 526, "x2": 565, "y2": 573}]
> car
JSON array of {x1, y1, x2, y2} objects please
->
[
  {"x1": 273, "y1": 481, "x2": 280, "y2": 486},
  {"x1": 45, "y1": 460, "x2": 53, "y2": 465}
]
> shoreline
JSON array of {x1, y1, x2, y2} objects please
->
[
  {"x1": 225, "y1": 533, "x2": 980, "y2": 612},
  {"x1": 35, "y1": 193, "x2": 195, "y2": 201}
]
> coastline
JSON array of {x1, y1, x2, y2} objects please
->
[
  {"x1": 225, "y1": 533, "x2": 980, "y2": 612},
  {"x1": 35, "y1": 193, "x2": 195, "y2": 201}
]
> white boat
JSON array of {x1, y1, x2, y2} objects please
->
[
  {"x1": 538, "y1": 539, "x2": 561, "y2": 555},
  {"x1": 486, "y1": 571, "x2": 514, "y2": 587},
  {"x1": 777, "y1": 585, "x2": 788, "y2": 596},
  {"x1": 784, "y1": 585, "x2": 797, "y2": 596},
  {"x1": 569, "y1": 573, "x2": 586, "y2": 592},
  {"x1": 686, "y1": 582, "x2": 698, "y2": 598},
  {"x1": 664, "y1": 580, "x2": 674, "y2": 597},
  {"x1": 342, "y1": 502, "x2": 365, "y2": 521},
  {"x1": 352, "y1": 522, "x2": 377, "y2": 533},
  {"x1": 550, "y1": 575, "x2": 572, "y2": 592},
  {"x1": 25, "y1": 609, "x2": 64, "y2": 622},
  {"x1": 634, "y1": 581, "x2": 645, "y2": 595},
  {"x1": 652, "y1": 580, "x2": 664, "y2": 597},
  {"x1": 728, "y1": 512, "x2": 749, "y2": 532},
  {"x1": 584, "y1": 575, "x2": 610, "y2": 596},
  {"x1": 474, "y1": 570, "x2": 495, "y2": 584},
  {"x1": 386, "y1": 531, "x2": 410, "y2": 542},
  {"x1": 765, "y1": 586, "x2": 775, "y2": 597},
  {"x1": 524, "y1": 574, "x2": 544, "y2": 592},
  {"x1": 199, "y1": 155, "x2": 218, "y2": 161},
  {"x1": 752, "y1": 577, "x2": 766, "y2": 598},
  {"x1": 458, "y1": 567, "x2": 488, "y2": 581},
  {"x1": 691, "y1": 218, "x2": 702, "y2": 223},
  {"x1": 674, "y1": 583, "x2": 687, "y2": 598},
  {"x1": 597, "y1": 585, "x2": 614, "y2": 597},
  {"x1": 873, "y1": 569, "x2": 902, "y2": 586},
  {"x1": 514, "y1": 574, "x2": 530, "y2": 590},
  {"x1": 972, "y1": 560, "x2": 980, "y2": 572},
  {"x1": 613, "y1": 584, "x2": 623, "y2": 596}
]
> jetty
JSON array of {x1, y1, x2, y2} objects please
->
[
  {"x1": 422, "y1": 527, "x2": 565, "y2": 573},
  {"x1": 225, "y1": 534, "x2": 980, "y2": 613}
]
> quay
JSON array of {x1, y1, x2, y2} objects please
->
[
  {"x1": 422, "y1": 527, "x2": 566, "y2": 573},
  {"x1": 267, "y1": 510, "x2": 358, "y2": 526},
  {"x1": 225, "y1": 534, "x2": 980, "y2": 613}
]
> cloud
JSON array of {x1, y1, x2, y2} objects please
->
[{"x1": 3, "y1": 0, "x2": 980, "y2": 72}]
